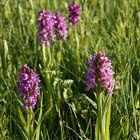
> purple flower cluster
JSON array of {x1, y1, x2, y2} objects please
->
[
  {"x1": 38, "y1": 10, "x2": 67, "y2": 47},
  {"x1": 18, "y1": 64, "x2": 40, "y2": 110},
  {"x1": 68, "y1": 2, "x2": 81, "y2": 25},
  {"x1": 38, "y1": 2, "x2": 81, "y2": 47},
  {"x1": 55, "y1": 12, "x2": 67, "y2": 40},
  {"x1": 85, "y1": 52, "x2": 114, "y2": 93},
  {"x1": 38, "y1": 10, "x2": 56, "y2": 48}
]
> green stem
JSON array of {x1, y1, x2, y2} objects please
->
[
  {"x1": 57, "y1": 40, "x2": 63, "y2": 70},
  {"x1": 56, "y1": 44, "x2": 64, "y2": 138},
  {"x1": 46, "y1": 72, "x2": 52, "y2": 108},
  {"x1": 46, "y1": 47, "x2": 52, "y2": 67},
  {"x1": 105, "y1": 95, "x2": 112, "y2": 140},
  {"x1": 41, "y1": 46, "x2": 51, "y2": 67},
  {"x1": 42, "y1": 45, "x2": 46, "y2": 65},
  {"x1": 74, "y1": 26, "x2": 80, "y2": 72},
  {"x1": 96, "y1": 92, "x2": 111, "y2": 140},
  {"x1": 96, "y1": 92, "x2": 104, "y2": 140},
  {"x1": 27, "y1": 107, "x2": 34, "y2": 140}
]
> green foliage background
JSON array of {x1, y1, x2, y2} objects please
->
[{"x1": 0, "y1": 0, "x2": 140, "y2": 139}]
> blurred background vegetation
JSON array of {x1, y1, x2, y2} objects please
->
[{"x1": 0, "y1": 0, "x2": 140, "y2": 139}]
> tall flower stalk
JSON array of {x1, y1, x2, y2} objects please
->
[
  {"x1": 37, "y1": 10, "x2": 68, "y2": 135},
  {"x1": 85, "y1": 51, "x2": 114, "y2": 140},
  {"x1": 37, "y1": 10, "x2": 54, "y2": 119},
  {"x1": 18, "y1": 64, "x2": 40, "y2": 139}
]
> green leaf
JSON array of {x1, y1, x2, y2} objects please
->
[
  {"x1": 32, "y1": 95, "x2": 43, "y2": 140},
  {"x1": 17, "y1": 106, "x2": 27, "y2": 138},
  {"x1": 102, "y1": 94, "x2": 111, "y2": 120},
  {"x1": 17, "y1": 106, "x2": 26, "y2": 125}
]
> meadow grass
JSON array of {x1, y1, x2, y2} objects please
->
[{"x1": 0, "y1": 0, "x2": 140, "y2": 139}]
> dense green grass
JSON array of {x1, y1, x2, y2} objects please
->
[{"x1": 0, "y1": 0, "x2": 140, "y2": 139}]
